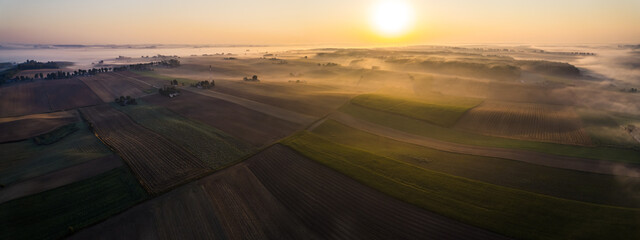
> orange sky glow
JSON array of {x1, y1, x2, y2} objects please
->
[{"x1": 0, "y1": 0, "x2": 638, "y2": 45}]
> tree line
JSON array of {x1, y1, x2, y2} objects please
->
[{"x1": 1, "y1": 58, "x2": 181, "y2": 85}]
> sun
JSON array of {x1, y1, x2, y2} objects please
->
[{"x1": 371, "y1": 1, "x2": 414, "y2": 37}]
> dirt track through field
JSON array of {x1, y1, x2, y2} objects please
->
[{"x1": 329, "y1": 112, "x2": 640, "y2": 177}]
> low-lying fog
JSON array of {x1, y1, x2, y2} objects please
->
[
  {"x1": 137, "y1": 44, "x2": 639, "y2": 116},
  {"x1": 4, "y1": 44, "x2": 638, "y2": 115}
]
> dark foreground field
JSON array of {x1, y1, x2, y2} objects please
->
[{"x1": 71, "y1": 144, "x2": 506, "y2": 240}]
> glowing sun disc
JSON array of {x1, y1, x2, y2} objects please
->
[{"x1": 371, "y1": 1, "x2": 413, "y2": 36}]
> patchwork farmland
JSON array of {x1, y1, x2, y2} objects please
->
[
  {"x1": 79, "y1": 72, "x2": 150, "y2": 102},
  {"x1": 0, "y1": 120, "x2": 112, "y2": 187},
  {"x1": 80, "y1": 104, "x2": 211, "y2": 194},
  {"x1": 72, "y1": 144, "x2": 507, "y2": 240},
  {"x1": 144, "y1": 90, "x2": 301, "y2": 146},
  {"x1": 114, "y1": 102, "x2": 251, "y2": 168},
  {"x1": 3, "y1": 45, "x2": 640, "y2": 240}
]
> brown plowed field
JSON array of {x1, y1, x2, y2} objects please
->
[
  {"x1": 200, "y1": 163, "x2": 320, "y2": 239},
  {"x1": 72, "y1": 144, "x2": 506, "y2": 240},
  {"x1": 210, "y1": 81, "x2": 350, "y2": 117},
  {"x1": 114, "y1": 71, "x2": 168, "y2": 87},
  {"x1": 119, "y1": 71, "x2": 350, "y2": 117},
  {"x1": 0, "y1": 79, "x2": 102, "y2": 117},
  {"x1": 46, "y1": 79, "x2": 104, "y2": 110},
  {"x1": 79, "y1": 73, "x2": 148, "y2": 102},
  {"x1": 455, "y1": 101, "x2": 592, "y2": 145},
  {"x1": 0, "y1": 111, "x2": 77, "y2": 142},
  {"x1": 0, "y1": 81, "x2": 49, "y2": 117},
  {"x1": 79, "y1": 105, "x2": 210, "y2": 194},
  {"x1": 67, "y1": 183, "x2": 226, "y2": 240},
  {"x1": 246, "y1": 145, "x2": 506, "y2": 239},
  {"x1": 144, "y1": 90, "x2": 300, "y2": 146}
]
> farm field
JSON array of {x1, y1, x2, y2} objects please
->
[
  {"x1": 72, "y1": 144, "x2": 506, "y2": 240},
  {"x1": 0, "y1": 166, "x2": 147, "y2": 240},
  {"x1": 123, "y1": 70, "x2": 352, "y2": 117},
  {"x1": 125, "y1": 70, "x2": 199, "y2": 86},
  {"x1": 45, "y1": 78, "x2": 103, "y2": 111},
  {"x1": 200, "y1": 162, "x2": 320, "y2": 239},
  {"x1": 210, "y1": 80, "x2": 352, "y2": 117},
  {"x1": 184, "y1": 87, "x2": 317, "y2": 125},
  {"x1": 69, "y1": 182, "x2": 226, "y2": 240},
  {"x1": 282, "y1": 131, "x2": 640, "y2": 240},
  {"x1": 79, "y1": 72, "x2": 149, "y2": 102},
  {"x1": 0, "y1": 110, "x2": 77, "y2": 142},
  {"x1": 351, "y1": 93, "x2": 482, "y2": 127},
  {"x1": 340, "y1": 102, "x2": 640, "y2": 163},
  {"x1": 80, "y1": 104, "x2": 211, "y2": 194},
  {"x1": 0, "y1": 155, "x2": 123, "y2": 204},
  {"x1": 0, "y1": 121, "x2": 112, "y2": 186},
  {"x1": 577, "y1": 108, "x2": 640, "y2": 148},
  {"x1": 114, "y1": 101, "x2": 251, "y2": 168},
  {"x1": 312, "y1": 119, "x2": 640, "y2": 208},
  {"x1": 0, "y1": 81, "x2": 52, "y2": 117},
  {"x1": 0, "y1": 78, "x2": 102, "y2": 117},
  {"x1": 144, "y1": 90, "x2": 302, "y2": 146},
  {"x1": 245, "y1": 144, "x2": 506, "y2": 239},
  {"x1": 455, "y1": 101, "x2": 592, "y2": 145}
]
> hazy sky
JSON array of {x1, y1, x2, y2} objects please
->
[{"x1": 0, "y1": 0, "x2": 638, "y2": 45}]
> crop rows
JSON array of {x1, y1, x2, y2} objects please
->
[
  {"x1": 145, "y1": 90, "x2": 300, "y2": 146},
  {"x1": 0, "y1": 79, "x2": 102, "y2": 117},
  {"x1": 79, "y1": 73, "x2": 147, "y2": 102},
  {"x1": 201, "y1": 164, "x2": 317, "y2": 239},
  {"x1": 80, "y1": 105, "x2": 210, "y2": 194},
  {"x1": 0, "y1": 81, "x2": 50, "y2": 117},
  {"x1": 0, "y1": 167, "x2": 147, "y2": 240},
  {"x1": 71, "y1": 144, "x2": 504, "y2": 240},
  {"x1": 246, "y1": 144, "x2": 503, "y2": 239},
  {"x1": 45, "y1": 79, "x2": 103, "y2": 110},
  {"x1": 455, "y1": 101, "x2": 592, "y2": 145},
  {"x1": 115, "y1": 103, "x2": 250, "y2": 168},
  {"x1": 114, "y1": 71, "x2": 169, "y2": 87}
]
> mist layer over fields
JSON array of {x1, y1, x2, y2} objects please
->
[{"x1": 135, "y1": 44, "x2": 639, "y2": 114}]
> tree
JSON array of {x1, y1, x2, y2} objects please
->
[{"x1": 252, "y1": 75, "x2": 258, "y2": 81}]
